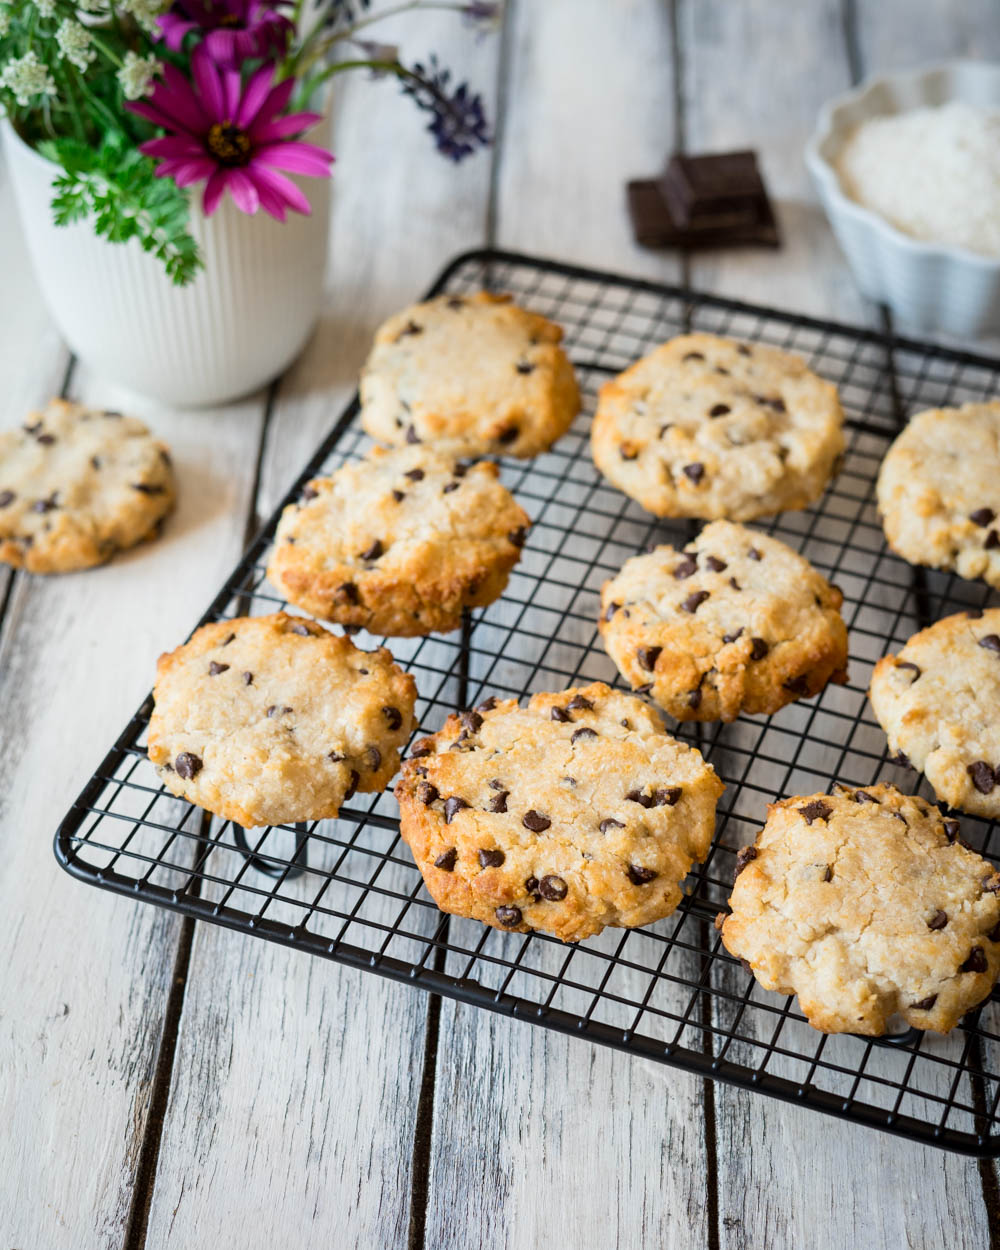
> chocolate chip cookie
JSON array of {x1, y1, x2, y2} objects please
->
[
  {"x1": 590, "y1": 333, "x2": 844, "y2": 520},
  {"x1": 396, "y1": 681, "x2": 724, "y2": 942},
  {"x1": 877, "y1": 402, "x2": 1000, "y2": 588},
  {"x1": 870, "y1": 608, "x2": 1000, "y2": 819},
  {"x1": 600, "y1": 521, "x2": 849, "y2": 722},
  {"x1": 267, "y1": 442, "x2": 531, "y2": 636},
  {"x1": 359, "y1": 292, "x2": 580, "y2": 458},
  {"x1": 0, "y1": 399, "x2": 176, "y2": 573},
  {"x1": 719, "y1": 784, "x2": 1000, "y2": 1034},
  {"x1": 148, "y1": 613, "x2": 417, "y2": 828}
]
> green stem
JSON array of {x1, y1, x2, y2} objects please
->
[
  {"x1": 287, "y1": 1, "x2": 470, "y2": 79},
  {"x1": 343, "y1": 0, "x2": 470, "y2": 38},
  {"x1": 87, "y1": 29, "x2": 124, "y2": 68}
]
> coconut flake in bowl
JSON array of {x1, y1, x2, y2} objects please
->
[{"x1": 835, "y1": 101, "x2": 1000, "y2": 259}]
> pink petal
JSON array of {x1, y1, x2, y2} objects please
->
[
  {"x1": 202, "y1": 168, "x2": 231, "y2": 216},
  {"x1": 130, "y1": 101, "x2": 184, "y2": 132},
  {"x1": 251, "y1": 76, "x2": 295, "y2": 128},
  {"x1": 157, "y1": 15, "x2": 196, "y2": 50},
  {"x1": 255, "y1": 140, "x2": 333, "y2": 178},
  {"x1": 237, "y1": 61, "x2": 276, "y2": 129},
  {"x1": 141, "y1": 135, "x2": 204, "y2": 159},
  {"x1": 226, "y1": 168, "x2": 260, "y2": 214},
  {"x1": 192, "y1": 45, "x2": 225, "y2": 122},
  {"x1": 250, "y1": 173, "x2": 288, "y2": 222},
  {"x1": 204, "y1": 28, "x2": 238, "y2": 68},
  {"x1": 222, "y1": 68, "x2": 242, "y2": 120},
  {"x1": 251, "y1": 111, "x2": 322, "y2": 142},
  {"x1": 159, "y1": 157, "x2": 217, "y2": 186},
  {"x1": 247, "y1": 163, "x2": 312, "y2": 216}
]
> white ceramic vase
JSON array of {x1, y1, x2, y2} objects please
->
[{"x1": 1, "y1": 114, "x2": 331, "y2": 406}]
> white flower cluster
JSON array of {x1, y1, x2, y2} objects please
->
[
  {"x1": 33, "y1": 0, "x2": 57, "y2": 18},
  {"x1": 0, "y1": 6, "x2": 10, "y2": 36},
  {"x1": 117, "y1": 50, "x2": 159, "y2": 100},
  {"x1": 118, "y1": 0, "x2": 166, "y2": 33},
  {"x1": 55, "y1": 18, "x2": 96, "y2": 71},
  {"x1": 0, "y1": 50, "x2": 58, "y2": 107}
]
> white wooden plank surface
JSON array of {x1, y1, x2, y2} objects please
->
[
  {"x1": 424, "y1": 5, "x2": 714, "y2": 1248},
  {"x1": 140, "y1": 11, "x2": 501, "y2": 1246},
  {"x1": 683, "y1": 2, "x2": 995, "y2": 1246}
]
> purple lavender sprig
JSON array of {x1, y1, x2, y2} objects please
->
[{"x1": 400, "y1": 54, "x2": 490, "y2": 162}]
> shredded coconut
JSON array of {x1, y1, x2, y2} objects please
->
[{"x1": 835, "y1": 101, "x2": 1000, "y2": 258}]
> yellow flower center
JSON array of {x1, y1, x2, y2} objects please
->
[{"x1": 207, "y1": 122, "x2": 252, "y2": 167}]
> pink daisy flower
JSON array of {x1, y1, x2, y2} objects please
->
[
  {"x1": 128, "y1": 47, "x2": 334, "y2": 221},
  {"x1": 157, "y1": 0, "x2": 293, "y2": 68}
]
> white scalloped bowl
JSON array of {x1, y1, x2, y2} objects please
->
[{"x1": 806, "y1": 61, "x2": 1000, "y2": 337}]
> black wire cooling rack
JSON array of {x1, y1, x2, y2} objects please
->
[{"x1": 55, "y1": 248, "x2": 1000, "y2": 1156}]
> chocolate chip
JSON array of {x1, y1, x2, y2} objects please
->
[
  {"x1": 688, "y1": 689, "x2": 702, "y2": 710},
  {"x1": 498, "y1": 426, "x2": 519, "y2": 445},
  {"x1": 599, "y1": 818, "x2": 625, "y2": 832},
  {"x1": 344, "y1": 769, "x2": 361, "y2": 800},
  {"x1": 755, "y1": 395, "x2": 786, "y2": 412},
  {"x1": 987, "y1": 530, "x2": 1000, "y2": 550},
  {"x1": 208, "y1": 661, "x2": 229, "y2": 676},
  {"x1": 488, "y1": 790, "x2": 509, "y2": 813},
  {"x1": 943, "y1": 818, "x2": 961, "y2": 842},
  {"x1": 749, "y1": 637, "x2": 769, "y2": 661},
  {"x1": 365, "y1": 746, "x2": 382, "y2": 771},
  {"x1": 968, "y1": 761, "x2": 997, "y2": 794},
  {"x1": 979, "y1": 635, "x2": 1000, "y2": 653},
  {"x1": 496, "y1": 905, "x2": 522, "y2": 928},
  {"x1": 391, "y1": 489, "x2": 405, "y2": 503},
  {"x1": 571, "y1": 727, "x2": 597, "y2": 743},
  {"x1": 896, "y1": 660, "x2": 921, "y2": 679},
  {"x1": 36, "y1": 433, "x2": 56, "y2": 445},
  {"x1": 444, "y1": 797, "x2": 469, "y2": 824},
  {"x1": 705, "y1": 555, "x2": 727, "y2": 572},
  {"x1": 783, "y1": 675, "x2": 810, "y2": 695},
  {"x1": 417, "y1": 781, "x2": 439, "y2": 805},
  {"x1": 404, "y1": 468, "x2": 425, "y2": 482},
  {"x1": 683, "y1": 463, "x2": 705, "y2": 484},
  {"x1": 709, "y1": 403, "x2": 730, "y2": 417},
  {"x1": 382, "y1": 706, "x2": 402, "y2": 731},
  {"x1": 798, "y1": 800, "x2": 832, "y2": 825},
  {"x1": 658, "y1": 423, "x2": 673, "y2": 438},
  {"x1": 894, "y1": 751, "x2": 913, "y2": 769},
  {"x1": 551, "y1": 706, "x2": 571, "y2": 723},
  {"x1": 479, "y1": 848, "x2": 505, "y2": 868},
  {"x1": 447, "y1": 296, "x2": 465, "y2": 310},
  {"x1": 266, "y1": 704, "x2": 293, "y2": 718},
  {"x1": 619, "y1": 441, "x2": 639, "y2": 461},
  {"x1": 405, "y1": 425, "x2": 421, "y2": 444},
  {"x1": 682, "y1": 351, "x2": 704, "y2": 362},
  {"x1": 748, "y1": 547, "x2": 762, "y2": 561},
  {"x1": 301, "y1": 484, "x2": 318, "y2": 501},
  {"x1": 928, "y1": 910, "x2": 949, "y2": 930},
  {"x1": 515, "y1": 360, "x2": 534, "y2": 374},
  {"x1": 508, "y1": 526, "x2": 528, "y2": 548},
  {"x1": 435, "y1": 847, "x2": 457, "y2": 871},
  {"x1": 853, "y1": 790, "x2": 878, "y2": 804},
  {"x1": 242, "y1": 672, "x2": 253, "y2": 685},
  {"x1": 682, "y1": 590, "x2": 710, "y2": 613},
  {"x1": 562, "y1": 777, "x2": 577, "y2": 787},
  {"x1": 132, "y1": 482, "x2": 165, "y2": 495},
  {"x1": 522, "y1": 810, "x2": 551, "y2": 832},
  {"x1": 822, "y1": 865, "x2": 833, "y2": 882},
  {"x1": 637, "y1": 645, "x2": 662, "y2": 671},
  {"x1": 361, "y1": 539, "x2": 384, "y2": 560},
  {"x1": 967, "y1": 608, "x2": 985, "y2": 619},
  {"x1": 442, "y1": 481, "x2": 460, "y2": 494},
  {"x1": 729, "y1": 578, "x2": 741, "y2": 590},
  {"x1": 567, "y1": 694, "x2": 593, "y2": 711},
  {"x1": 539, "y1": 875, "x2": 567, "y2": 900},
  {"x1": 970, "y1": 508, "x2": 996, "y2": 527},
  {"x1": 524, "y1": 876, "x2": 539, "y2": 893},
  {"x1": 220, "y1": 632, "x2": 235, "y2": 646},
  {"x1": 604, "y1": 601, "x2": 621, "y2": 621},
  {"x1": 722, "y1": 629, "x2": 744, "y2": 644},
  {"x1": 476, "y1": 696, "x2": 498, "y2": 713},
  {"x1": 31, "y1": 492, "x2": 58, "y2": 513},
  {"x1": 336, "y1": 582, "x2": 360, "y2": 605},
  {"x1": 912, "y1": 995, "x2": 938, "y2": 1011},
  {"x1": 737, "y1": 344, "x2": 752, "y2": 356},
  {"x1": 654, "y1": 787, "x2": 682, "y2": 806},
  {"x1": 961, "y1": 947, "x2": 988, "y2": 974},
  {"x1": 410, "y1": 739, "x2": 435, "y2": 758},
  {"x1": 673, "y1": 555, "x2": 698, "y2": 579},
  {"x1": 734, "y1": 846, "x2": 757, "y2": 878},
  {"x1": 399, "y1": 319, "x2": 423, "y2": 337},
  {"x1": 627, "y1": 864, "x2": 658, "y2": 885},
  {"x1": 175, "y1": 752, "x2": 202, "y2": 780},
  {"x1": 626, "y1": 790, "x2": 654, "y2": 809},
  {"x1": 0, "y1": 491, "x2": 14, "y2": 508},
  {"x1": 984, "y1": 875, "x2": 1000, "y2": 895}
]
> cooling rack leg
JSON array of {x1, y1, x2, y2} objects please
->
[{"x1": 232, "y1": 821, "x2": 309, "y2": 880}]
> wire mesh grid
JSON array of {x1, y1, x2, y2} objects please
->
[{"x1": 54, "y1": 248, "x2": 1000, "y2": 1156}]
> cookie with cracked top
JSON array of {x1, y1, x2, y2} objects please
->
[
  {"x1": 870, "y1": 608, "x2": 1000, "y2": 819},
  {"x1": 590, "y1": 332, "x2": 844, "y2": 520},
  {"x1": 600, "y1": 520, "x2": 848, "y2": 722},
  {"x1": 0, "y1": 398, "x2": 176, "y2": 573},
  {"x1": 267, "y1": 441, "x2": 531, "y2": 636},
  {"x1": 396, "y1": 681, "x2": 723, "y2": 942},
  {"x1": 719, "y1": 784, "x2": 1000, "y2": 1034},
  {"x1": 877, "y1": 402, "x2": 1000, "y2": 588},
  {"x1": 359, "y1": 292, "x2": 580, "y2": 458},
  {"x1": 148, "y1": 613, "x2": 416, "y2": 828}
]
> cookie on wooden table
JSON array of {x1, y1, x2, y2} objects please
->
[
  {"x1": 396, "y1": 681, "x2": 724, "y2": 943},
  {"x1": 877, "y1": 402, "x2": 1000, "y2": 588},
  {"x1": 359, "y1": 292, "x2": 580, "y2": 458},
  {"x1": 590, "y1": 332, "x2": 844, "y2": 520},
  {"x1": 267, "y1": 441, "x2": 531, "y2": 636},
  {"x1": 148, "y1": 613, "x2": 416, "y2": 828},
  {"x1": 599, "y1": 520, "x2": 848, "y2": 722},
  {"x1": 0, "y1": 399, "x2": 175, "y2": 573},
  {"x1": 870, "y1": 608, "x2": 1000, "y2": 819},
  {"x1": 719, "y1": 784, "x2": 1000, "y2": 1035}
]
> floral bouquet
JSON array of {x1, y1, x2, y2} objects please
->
[{"x1": 0, "y1": 0, "x2": 495, "y2": 284}]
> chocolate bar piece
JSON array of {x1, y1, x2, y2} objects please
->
[{"x1": 627, "y1": 149, "x2": 780, "y2": 251}]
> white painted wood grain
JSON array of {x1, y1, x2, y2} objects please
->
[
  {"x1": 424, "y1": 5, "x2": 714, "y2": 1249},
  {"x1": 0, "y1": 175, "x2": 269, "y2": 1241},
  {"x1": 683, "y1": 2, "x2": 994, "y2": 1245},
  {"x1": 141, "y1": 10, "x2": 501, "y2": 1247}
]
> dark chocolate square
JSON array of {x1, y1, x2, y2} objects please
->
[{"x1": 661, "y1": 150, "x2": 767, "y2": 229}]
